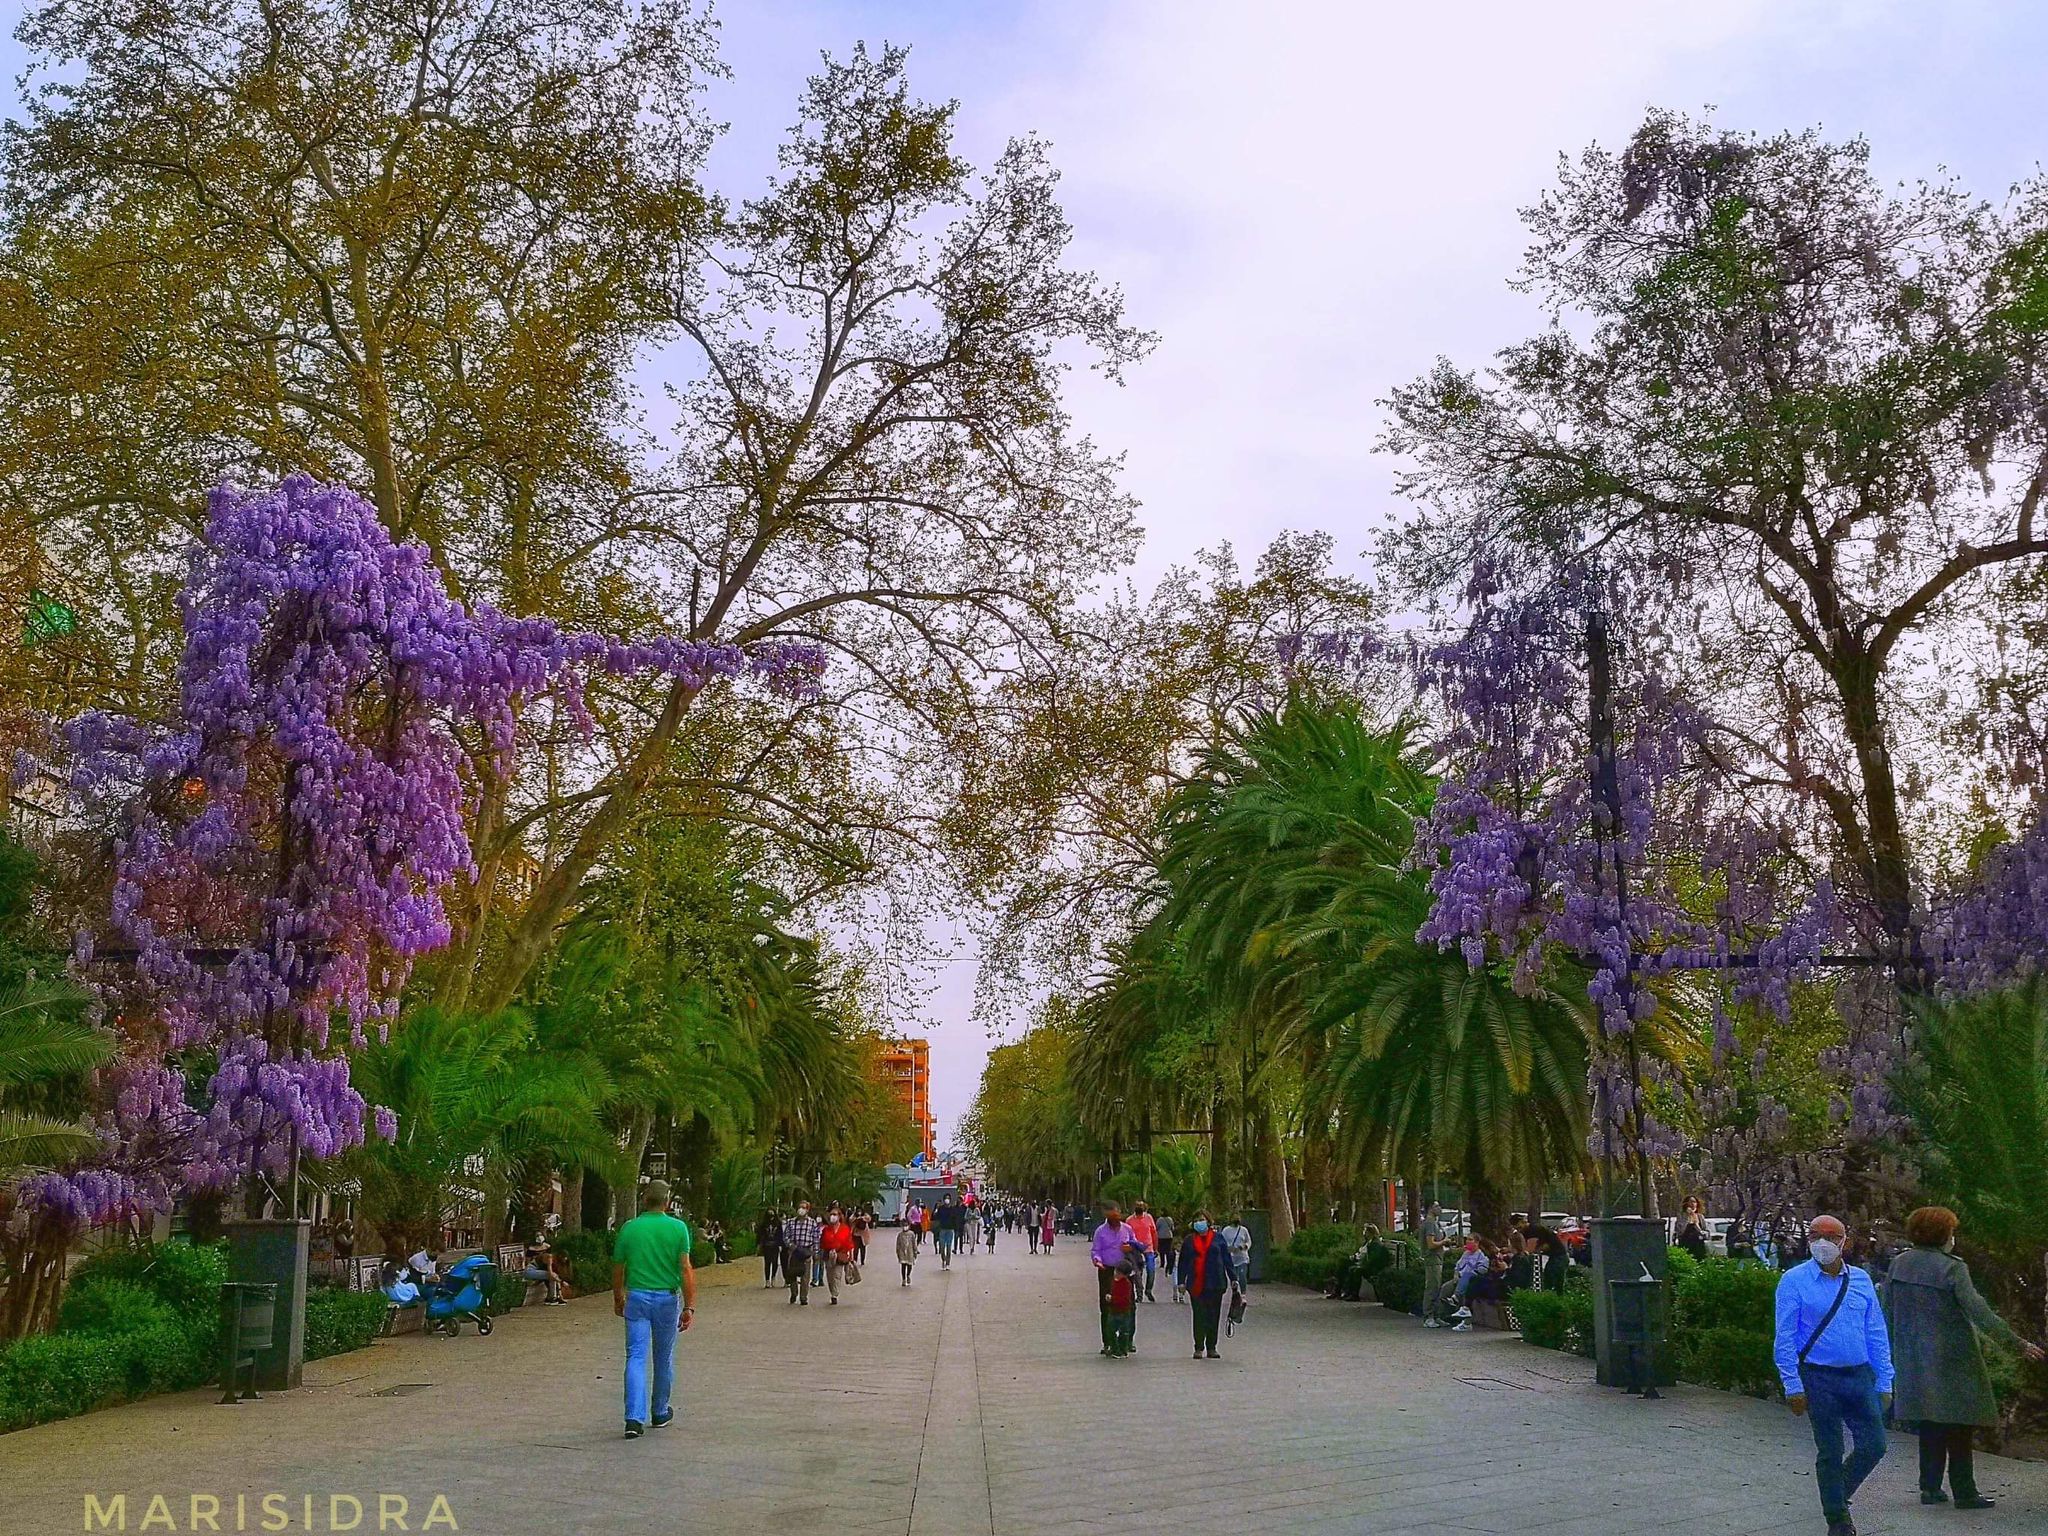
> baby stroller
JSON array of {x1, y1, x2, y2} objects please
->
[{"x1": 423, "y1": 1254, "x2": 497, "y2": 1337}]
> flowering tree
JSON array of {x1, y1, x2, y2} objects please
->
[{"x1": 31, "y1": 476, "x2": 816, "y2": 1230}]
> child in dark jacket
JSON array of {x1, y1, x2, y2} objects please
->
[{"x1": 1106, "y1": 1247, "x2": 1141, "y2": 1356}]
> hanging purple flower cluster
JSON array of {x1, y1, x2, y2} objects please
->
[
  {"x1": 1408, "y1": 565, "x2": 1840, "y2": 1160},
  {"x1": 42, "y1": 475, "x2": 824, "y2": 1221},
  {"x1": 1930, "y1": 818, "x2": 2048, "y2": 990}
]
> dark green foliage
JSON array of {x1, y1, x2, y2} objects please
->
[
  {"x1": 1510, "y1": 1284, "x2": 1595, "y2": 1357},
  {"x1": 1266, "y1": 1223, "x2": 1363, "y2": 1288},
  {"x1": 0, "y1": 1333, "x2": 129, "y2": 1431},
  {"x1": 1372, "y1": 1264, "x2": 1424, "y2": 1314},
  {"x1": 1, "y1": 1246, "x2": 227, "y2": 1430},
  {"x1": 690, "y1": 1237, "x2": 715, "y2": 1270},
  {"x1": 1679, "y1": 1325, "x2": 1778, "y2": 1396},
  {"x1": 1514, "y1": 1255, "x2": 1780, "y2": 1391},
  {"x1": 1671, "y1": 1253, "x2": 1777, "y2": 1336},
  {"x1": 487, "y1": 1273, "x2": 527, "y2": 1313},
  {"x1": 66, "y1": 1240, "x2": 228, "y2": 1325},
  {"x1": 550, "y1": 1229, "x2": 614, "y2": 1292},
  {"x1": 57, "y1": 1277, "x2": 177, "y2": 1338},
  {"x1": 302, "y1": 1289, "x2": 389, "y2": 1362}
]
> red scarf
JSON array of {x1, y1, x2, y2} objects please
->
[{"x1": 1190, "y1": 1230, "x2": 1214, "y2": 1295}]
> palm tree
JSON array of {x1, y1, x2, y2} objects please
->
[
  {"x1": 345, "y1": 1006, "x2": 624, "y2": 1254},
  {"x1": 0, "y1": 976, "x2": 111, "y2": 1186},
  {"x1": 1139, "y1": 696, "x2": 1596, "y2": 1240},
  {"x1": 1899, "y1": 977, "x2": 2048, "y2": 1335}
]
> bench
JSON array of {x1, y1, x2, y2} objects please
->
[{"x1": 1468, "y1": 1298, "x2": 1518, "y2": 1332}]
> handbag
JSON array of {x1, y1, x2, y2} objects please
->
[{"x1": 842, "y1": 1258, "x2": 862, "y2": 1285}]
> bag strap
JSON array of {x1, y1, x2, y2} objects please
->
[{"x1": 1797, "y1": 1271, "x2": 1852, "y2": 1366}]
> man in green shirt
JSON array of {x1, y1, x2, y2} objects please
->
[{"x1": 612, "y1": 1180, "x2": 698, "y2": 1438}]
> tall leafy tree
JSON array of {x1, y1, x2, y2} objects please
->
[{"x1": 1384, "y1": 112, "x2": 2048, "y2": 975}]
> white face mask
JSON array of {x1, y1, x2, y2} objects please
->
[{"x1": 1809, "y1": 1237, "x2": 1843, "y2": 1268}]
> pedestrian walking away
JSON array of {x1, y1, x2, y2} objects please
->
[
  {"x1": 782, "y1": 1200, "x2": 821, "y2": 1306},
  {"x1": 1774, "y1": 1214, "x2": 1894, "y2": 1536},
  {"x1": 755, "y1": 1207, "x2": 783, "y2": 1288},
  {"x1": 896, "y1": 1219, "x2": 919, "y2": 1285},
  {"x1": 1153, "y1": 1211, "x2": 1177, "y2": 1299},
  {"x1": 1177, "y1": 1209, "x2": 1239, "y2": 1358},
  {"x1": 1885, "y1": 1205, "x2": 2047, "y2": 1510},
  {"x1": 611, "y1": 1180, "x2": 697, "y2": 1439},
  {"x1": 1091, "y1": 1204, "x2": 1134, "y2": 1356}
]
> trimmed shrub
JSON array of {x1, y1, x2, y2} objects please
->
[
  {"x1": 1373, "y1": 1264, "x2": 1424, "y2": 1314},
  {"x1": 303, "y1": 1289, "x2": 390, "y2": 1362},
  {"x1": 550, "y1": 1228, "x2": 613, "y2": 1292},
  {"x1": 1510, "y1": 1284, "x2": 1595, "y2": 1357},
  {"x1": 487, "y1": 1273, "x2": 527, "y2": 1313},
  {"x1": 0, "y1": 1333, "x2": 129, "y2": 1432},
  {"x1": 1680, "y1": 1324, "x2": 1778, "y2": 1396},
  {"x1": 67, "y1": 1240, "x2": 227, "y2": 1323}
]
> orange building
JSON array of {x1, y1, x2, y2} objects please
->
[{"x1": 881, "y1": 1038, "x2": 936, "y2": 1163}]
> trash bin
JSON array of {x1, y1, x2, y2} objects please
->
[
  {"x1": 219, "y1": 1282, "x2": 277, "y2": 1404},
  {"x1": 1606, "y1": 1274, "x2": 1663, "y2": 1399}
]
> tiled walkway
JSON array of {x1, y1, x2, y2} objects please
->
[{"x1": 5, "y1": 1236, "x2": 2045, "y2": 1534}]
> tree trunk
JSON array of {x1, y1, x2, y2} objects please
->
[
  {"x1": 1257, "y1": 1100, "x2": 1296, "y2": 1249},
  {"x1": 559, "y1": 1167, "x2": 583, "y2": 1233},
  {"x1": 1208, "y1": 1096, "x2": 1230, "y2": 1210},
  {"x1": 1465, "y1": 1155, "x2": 1508, "y2": 1243},
  {"x1": 612, "y1": 1108, "x2": 655, "y2": 1228}
]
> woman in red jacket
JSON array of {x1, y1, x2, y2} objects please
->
[
  {"x1": 820, "y1": 1206, "x2": 859, "y2": 1304},
  {"x1": 1176, "y1": 1209, "x2": 1241, "y2": 1359}
]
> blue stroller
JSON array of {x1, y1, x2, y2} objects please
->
[{"x1": 423, "y1": 1254, "x2": 497, "y2": 1337}]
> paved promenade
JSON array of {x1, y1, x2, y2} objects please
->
[{"x1": 5, "y1": 1235, "x2": 2047, "y2": 1534}]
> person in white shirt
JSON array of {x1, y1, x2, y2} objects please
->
[{"x1": 1218, "y1": 1215, "x2": 1253, "y2": 1288}]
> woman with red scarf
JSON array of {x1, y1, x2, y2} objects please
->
[{"x1": 1176, "y1": 1208, "x2": 1241, "y2": 1359}]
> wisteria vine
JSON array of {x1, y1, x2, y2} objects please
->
[{"x1": 30, "y1": 475, "x2": 822, "y2": 1226}]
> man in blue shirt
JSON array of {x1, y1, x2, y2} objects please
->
[{"x1": 1774, "y1": 1214, "x2": 1893, "y2": 1536}]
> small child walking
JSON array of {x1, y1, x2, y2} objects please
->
[
  {"x1": 1106, "y1": 1246, "x2": 1141, "y2": 1357},
  {"x1": 896, "y1": 1221, "x2": 919, "y2": 1286}
]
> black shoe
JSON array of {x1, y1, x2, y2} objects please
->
[
  {"x1": 1955, "y1": 1495, "x2": 1996, "y2": 1510},
  {"x1": 623, "y1": 1423, "x2": 644, "y2": 1439},
  {"x1": 1193, "y1": 1348, "x2": 1203, "y2": 1358},
  {"x1": 1825, "y1": 1519, "x2": 1856, "y2": 1536},
  {"x1": 1922, "y1": 1491, "x2": 1949, "y2": 1505},
  {"x1": 651, "y1": 1411, "x2": 673, "y2": 1429},
  {"x1": 829, "y1": 1297, "x2": 838, "y2": 1304},
  {"x1": 800, "y1": 1297, "x2": 808, "y2": 1305},
  {"x1": 1206, "y1": 1348, "x2": 1220, "y2": 1358}
]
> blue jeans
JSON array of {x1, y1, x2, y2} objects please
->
[
  {"x1": 1803, "y1": 1363, "x2": 1887, "y2": 1520},
  {"x1": 937, "y1": 1230, "x2": 955, "y2": 1259},
  {"x1": 622, "y1": 1289, "x2": 679, "y2": 1426}
]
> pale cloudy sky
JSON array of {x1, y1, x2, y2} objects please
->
[{"x1": 7, "y1": 2, "x2": 2045, "y2": 1149}]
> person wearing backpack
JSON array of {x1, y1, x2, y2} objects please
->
[{"x1": 1774, "y1": 1214, "x2": 1894, "y2": 1536}]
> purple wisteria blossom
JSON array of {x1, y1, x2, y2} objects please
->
[{"x1": 37, "y1": 475, "x2": 825, "y2": 1223}]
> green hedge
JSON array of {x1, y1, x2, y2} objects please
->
[
  {"x1": 549, "y1": 1229, "x2": 614, "y2": 1292},
  {"x1": 487, "y1": 1273, "x2": 528, "y2": 1314},
  {"x1": 1373, "y1": 1263, "x2": 1425, "y2": 1314},
  {"x1": 1513, "y1": 1255, "x2": 1780, "y2": 1391},
  {"x1": 1509, "y1": 1283, "x2": 1596, "y2": 1356},
  {"x1": 1, "y1": 1241, "x2": 227, "y2": 1432},
  {"x1": 304, "y1": 1289, "x2": 390, "y2": 1362}
]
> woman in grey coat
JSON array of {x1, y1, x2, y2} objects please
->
[{"x1": 1883, "y1": 1206, "x2": 2045, "y2": 1509}]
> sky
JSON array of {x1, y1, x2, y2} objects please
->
[{"x1": 7, "y1": 1, "x2": 2046, "y2": 1152}]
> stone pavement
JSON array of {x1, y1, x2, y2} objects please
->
[{"x1": 5, "y1": 1234, "x2": 2047, "y2": 1535}]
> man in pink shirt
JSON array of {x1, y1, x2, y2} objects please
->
[
  {"x1": 1091, "y1": 1205, "x2": 1134, "y2": 1355},
  {"x1": 1126, "y1": 1201, "x2": 1160, "y2": 1303}
]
